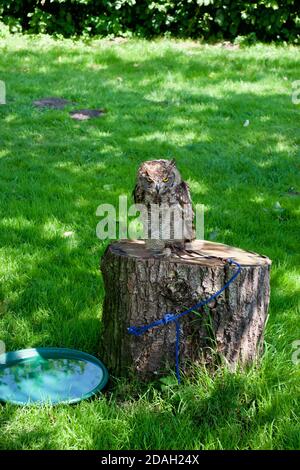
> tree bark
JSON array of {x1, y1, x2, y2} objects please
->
[{"x1": 100, "y1": 240, "x2": 271, "y2": 380}]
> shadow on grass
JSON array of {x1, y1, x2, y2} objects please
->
[
  {"x1": 0, "y1": 42, "x2": 298, "y2": 340},
  {"x1": 0, "y1": 40, "x2": 299, "y2": 449},
  {"x1": 96, "y1": 369, "x2": 299, "y2": 449}
]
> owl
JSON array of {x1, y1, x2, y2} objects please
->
[{"x1": 133, "y1": 159, "x2": 195, "y2": 255}]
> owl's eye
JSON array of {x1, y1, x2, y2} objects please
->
[
  {"x1": 162, "y1": 177, "x2": 169, "y2": 183},
  {"x1": 147, "y1": 177, "x2": 152, "y2": 183}
]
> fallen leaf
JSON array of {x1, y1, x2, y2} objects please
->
[
  {"x1": 272, "y1": 201, "x2": 285, "y2": 215},
  {"x1": 63, "y1": 231, "x2": 74, "y2": 238},
  {"x1": 103, "y1": 184, "x2": 113, "y2": 191},
  {"x1": 273, "y1": 201, "x2": 282, "y2": 210}
]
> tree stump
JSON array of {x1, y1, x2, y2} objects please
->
[{"x1": 100, "y1": 240, "x2": 271, "y2": 380}]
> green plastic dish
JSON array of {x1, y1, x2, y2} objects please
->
[{"x1": 0, "y1": 348, "x2": 109, "y2": 406}]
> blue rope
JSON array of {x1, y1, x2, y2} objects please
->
[{"x1": 127, "y1": 258, "x2": 241, "y2": 384}]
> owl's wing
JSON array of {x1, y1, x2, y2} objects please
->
[
  {"x1": 176, "y1": 181, "x2": 195, "y2": 240},
  {"x1": 133, "y1": 184, "x2": 144, "y2": 204},
  {"x1": 177, "y1": 181, "x2": 193, "y2": 207}
]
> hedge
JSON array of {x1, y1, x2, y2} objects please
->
[{"x1": 0, "y1": 0, "x2": 299, "y2": 42}]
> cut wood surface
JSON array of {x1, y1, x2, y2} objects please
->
[{"x1": 100, "y1": 240, "x2": 271, "y2": 379}]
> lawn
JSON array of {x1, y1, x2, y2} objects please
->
[{"x1": 0, "y1": 32, "x2": 299, "y2": 450}]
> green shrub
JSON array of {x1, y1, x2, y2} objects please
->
[{"x1": 0, "y1": 0, "x2": 299, "y2": 42}]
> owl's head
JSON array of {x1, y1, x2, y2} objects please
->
[{"x1": 137, "y1": 159, "x2": 181, "y2": 198}]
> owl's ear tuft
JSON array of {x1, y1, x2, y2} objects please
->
[{"x1": 170, "y1": 158, "x2": 176, "y2": 166}]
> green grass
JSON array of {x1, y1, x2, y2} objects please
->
[{"x1": 0, "y1": 32, "x2": 299, "y2": 450}]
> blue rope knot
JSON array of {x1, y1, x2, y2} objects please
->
[
  {"x1": 162, "y1": 313, "x2": 175, "y2": 324},
  {"x1": 128, "y1": 258, "x2": 241, "y2": 384}
]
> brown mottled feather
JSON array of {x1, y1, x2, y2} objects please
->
[{"x1": 133, "y1": 159, "x2": 195, "y2": 252}]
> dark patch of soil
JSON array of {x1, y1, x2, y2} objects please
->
[{"x1": 33, "y1": 97, "x2": 75, "y2": 109}]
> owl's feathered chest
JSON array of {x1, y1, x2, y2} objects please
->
[
  {"x1": 133, "y1": 181, "x2": 191, "y2": 208},
  {"x1": 133, "y1": 159, "x2": 195, "y2": 247}
]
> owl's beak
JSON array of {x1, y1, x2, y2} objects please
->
[{"x1": 155, "y1": 183, "x2": 160, "y2": 193}]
